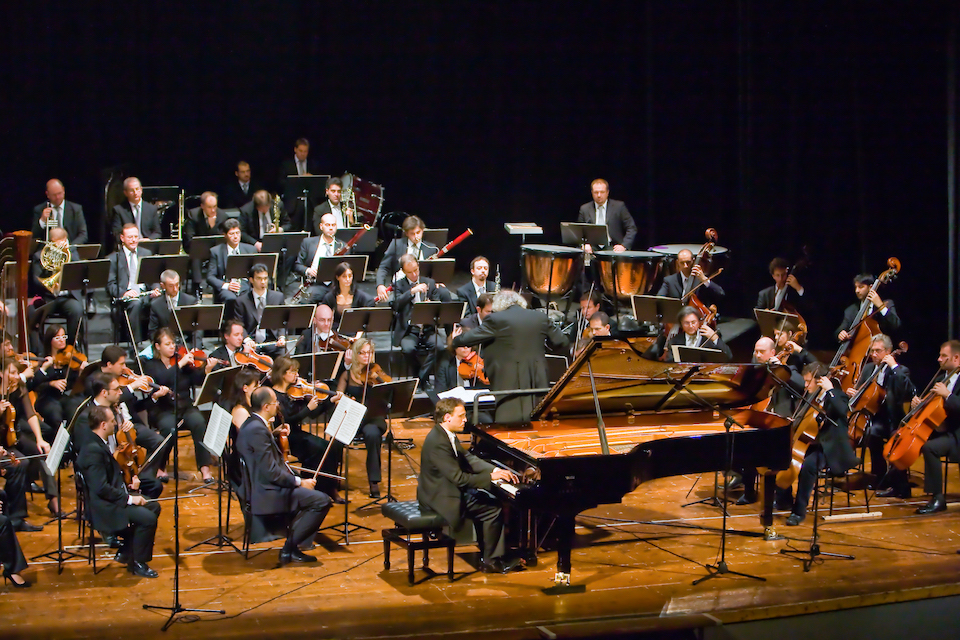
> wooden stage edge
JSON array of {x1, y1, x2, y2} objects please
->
[{"x1": 4, "y1": 417, "x2": 960, "y2": 639}]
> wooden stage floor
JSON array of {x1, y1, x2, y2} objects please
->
[{"x1": 4, "y1": 417, "x2": 960, "y2": 639}]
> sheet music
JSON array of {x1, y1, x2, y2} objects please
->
[
  {"x1": 202, "y1": 404, "x2": 233, "y2": 457},
  {"x1": 325, "y1": 395, "x2": 367, "y2": 446},
  {"x1": 44, "y1": 425, "x2": 69, "y2": 477},
  {"x1": 437, "y1": 386, "x2": 495, "y2": 404}
]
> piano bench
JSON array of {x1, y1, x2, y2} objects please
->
[{"x1": 381, "y1": 501, "x2": 455, "y2": 585}]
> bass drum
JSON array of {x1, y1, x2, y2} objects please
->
[
  {"x1": 594, "y1": 250, "x2": 663, "y2": 301},
  {"x1": 342, "y1": 173, "x2": 384, "y2": 226},
  {"x1": 522, "y1": 244, "x2": 582, "y2": 303}
]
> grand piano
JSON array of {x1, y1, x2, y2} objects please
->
[{"x1": 467, "y1": 337, "x2": 792, "y2": 588}]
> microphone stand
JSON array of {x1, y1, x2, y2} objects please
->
[{"x1": 143, "y1": 301, "x2": 224, "y2": 629}]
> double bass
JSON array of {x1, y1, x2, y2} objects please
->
[
  {"x1": 680, "y1": 228, "x2": 722, "y2": 331},
  {"x1": 772, "y1": 249, "x2": 810, "y2": 344},
  {"x1": 846, "y1": 341, "x2": 908, "y2": 446}
]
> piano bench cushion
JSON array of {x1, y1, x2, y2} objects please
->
[{"x1": 382, "y1": 501, "x2": 447, "y2": 531}]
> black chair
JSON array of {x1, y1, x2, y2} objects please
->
[
  {"x1": 238, "y1": 457, "x2": 287, "y2": 558},
  {"x1": 72, "y1": 470, "x2": 103, "y2": 574},
  {"x1": 381, "y1": 500, "x2": 455, "y2": 585},
  {"x1": 820, "y1": 461, "x2": 870, "y2": 516}
]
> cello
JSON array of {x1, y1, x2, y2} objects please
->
[
  {"x1": 883, "y1": 373, "x2": 950, "y2": 471},
  {"x1": 846, "y1": 341, "x2": 908, "y2": 446}
]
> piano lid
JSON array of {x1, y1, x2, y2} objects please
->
[{"x1": 531, "y1": 338, "x2": 791, "y2": 420}]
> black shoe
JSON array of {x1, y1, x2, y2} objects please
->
[
  {"x1": 114, "y1": 549, "x2": 131, "y2": 564},
  {"x1": 128, "y1": 561, "x2": 158, "y2": 578},
  {"x1": 725, "y1": 477, "x2": 744, "y2": 492},
  {"x1": 158, "y1": 475, "x2": 170, "y2": 484},
  {"x1": 3, "y1": 571, "x2": 31, "y2": 588},
  {"x1": 369, "y1": 482, "x2": 381, "y2": 499},
  {"x1": 480, "y1": 557, "x2": 525, "y2": 574},
  {"x1": 736, "y1": 492, "x2": 757, "y2": 506},
  {"x1": 876, "y1": 486, "x2": 911, "y2": 499},
  {"x1": 15, "y1": 521, "x2": 42, "y2": 533},
  {"x1": 279, "y1": 549, "x2": 318, "y2": 565},
  {"x1": 28, "y1": 482, "x2": 43, "y2": 494},
  {"x1": 774, "y1": 498, "x2": 794, "y2": 512},
  {"x1": 916, "y1": 494, "x2": 947, "y2": 515},
  {"x1": 298, "y1": 541, "x2": 316, "y2": 551},
  {"x1": 785, "y1": 513, "x2": 805, "y2": 526},
  {"x1": 103, "y1": 535, "x2": 121, "y2": 549}
]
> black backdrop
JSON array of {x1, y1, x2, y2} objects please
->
[{"x1": 4, "y1": 1, "x2": 957, "y2": 380}]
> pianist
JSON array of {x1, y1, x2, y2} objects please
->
[{"x1": 417, "y1": 398, "x2": 524, "y2": 574}]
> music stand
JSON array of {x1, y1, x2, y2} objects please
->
[
  {"x1": 546, "y1": 354, "x2": 569, "y2": 385},
  {"x1": 172, "y1": 305, "x2": 224, "y2": 348},
  {"x1": 357, "y1": 378, "x2": 419, "y2": 509},
  {"x1": 60, "y1": 259, "x2": 110, "y2": 353},
  {"x1": 291, "y1": 352, "x2": 343, "y2": 382},
  {"x1": 674, "y1": 345, "x2": 727, "y2": 364},
  {"x1": 336, "y1": 227, "x2": 378, "y2": 253},
  {"x1": 338, "y1": 307, "x2": 394, "y2": 335},
  {"x1": 195, "y1": 365, "x2": 242, "y2": 408},
  {"x1": 286, "y1": 175, "x2": 330, "y2": 231},
  {"x1": 418, "y1": 259, "x2": 455, "y2": 286},
  {"x1": 411, "y1": 301, "x2": 464, "y2": 385},
  {"x1": 422, "y1": 229, "x2": 449, "y2": 248},
  {"x1": 72, "y1": 244, "x2": 102, "y2": 260},
  {"x1": 187, "y1": 236, "x2": 223, "y2": 264},
  {"x1": 259, "y1": 305, "x2": 315, "y2": 342},
  {"x1": 561, "y1": 222, "x2": 608, "y2": 249},
  {"x1": 139, "y1": 239, "x2": 183, "y2": 256},
  {"x1": 754, "y1": 308, "x2": 802, "y2": 339},
  {"x1": 138, "y1": 255, "x2": 190, "y2": 286},
  {"x1": 632, "y1": 295, "x2": 685, "y2": 326},
  {"x1": 316, "y1": 255, "x2": 368, "y2": 284},
  {"x1": 260, "y1": 232, "x2": 308, "y2": 282},
  {"x1": 226, "y1": 253, "x2": 279, "y2": 284}
]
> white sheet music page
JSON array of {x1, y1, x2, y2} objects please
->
[
  {"x1": 202, "y1": 404, "x2": 233, "y2": 457},
  {"x1": 44, "y1": 425, "x2": 70, "y2": 477},
  {"x1": 325, "y1": 395, "x2": 368, "y2": 445}
]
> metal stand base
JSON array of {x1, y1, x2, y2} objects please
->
[{"x1": 692, "y1": 560, "x2": 765, "y2": 586}]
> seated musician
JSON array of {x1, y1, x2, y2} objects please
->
[
  {"x1": 312, "y1": 177, "x2": 354, "y2": 233},
  {"x1": 32, "y1": 325, "x2": 85, "y2": 433},
  {"x1": 29, "y1": 226, "x2": 84, "y2": 346},
  {"x1": 0, "y1": 432, "x2": 41, "y2": 533},
  {"x1": 846, "y1": 334, "x2": 915, "y2": 499},
  {"x1": 295, "y1": 304, "x2": 353, "y2": 376},
  {"x1": 239, "y1": 189, "x2": 290, "y2": 250},
  {"x1": 452, "y1": 290, "x2": 569, "y2": 424},
  {"x1": 294, "y1": 213, "x2": 346, "y2": 304},
  {"x1": 208, "y1": 319, "x2": 252, "y2": 370},
  {"x1": 439, "y1": 328, "x2": 492, "y2": 424},
  {"x1": 913, "y1": 340, "x2": 960, "y2": 515},
  {"x1": 656, "y1": 248, "x2": 725, "y2": 308},
  {"x1": 205, "y1": 218, "x2": 256, "y2": 319},
  {"x1": 456, "y1": 256, "x2": 497, "y2": 313},
  {"x1": 220, "y1": 161, "x2": 262, "y2": 210},
  {"x1": 107, "y1": 223, "x2": 162, "y2": 345},
  {"x1": 142, "y1": 328, "x2": 219, "y2": 484},
  {"x1": 111, "y1": 177, "x2": 161, "y2": 240},
  {"x1": 576, "y1": 178, "x2": 637, "y2": 254},
  {"x1": 417, "y1": 397, "x2": 523, "y2": 574},
  {"x1": 460, "y1": 292, "x2": 494, "y2": 331},
  {"x1": 236, "y1": 386, "x2": 333, "y2": 565},
  {"x1": 785, "y1": 363, "x2": 860, "y2": 526},
  {"x1": 375, "y1": 215, "x2": 438, "y2": 302},
  {"x1": 565, "y1": 290, "x2": 603, "y2": 346},
  {"x1": 337, "y1": 338, "x2": 392, "y2": 498},
  {"x1": 184, "y1": 191, "x2": 229, "y2": 292},
  {"x1": 756, "y1": 257, "x2": 806, "y2": 310},
  {"x1": 76, "y1": 405, "x2": 161, "y2": 578},
  {"x1": 236, "y1": 263, "x2": 286, "y2": 360},
  {"x1": 1, "y1": 360, "x2": 58, "y2": 523},
  {"x1": 321, "y1": 261, "x2": 376, "y2": 326},
  {"x1": 393, "y1": 254, "x2": 447, "y2": 390},
  {"x1": 654, "y1": 306, "x2": 731, "y2": 363},
  {"x1": 267, "y1": 356, "x2": 344, "y2": 501},
  {"x1": 0, "y1": 487, "x2": 30, "y2": 587},
  {"x1": 147, "y1": 270, "x2": 199, "y2": 339},
  {"x1": 32, "y1": 178, "x2": 88, "y2": 244},
  {"x1": 836, "y1": 274, "x2": 901, "y2": 342},
  {"x1": 574, "y1": 311, "x2": 612, "y2": 356}
]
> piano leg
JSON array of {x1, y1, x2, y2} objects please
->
[
  {"x1": 543, "y1": 515, "x2": 585, "y2": 594},
  {"x1": 761, "y1": 470, "x2": 783, "y2": 541}
]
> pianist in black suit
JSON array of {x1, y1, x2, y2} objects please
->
[
  {"x1": 219, "y1": 161, "x2": 263, "y2": 210},
  {"x1": 656, "y1": 249, "x2": 726, "y2": 309},
  {"x1": 417, "y1": 398, "x2": 522, "y2": 573},
  {"x1": 32, "y1": 179, "x2": 88, "y2": 244},
  {"x1": 111, "y1": 177, "x2": 161, "y2": 241}
]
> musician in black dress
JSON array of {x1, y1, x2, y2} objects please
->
[
  {"x1": 32, "y1": 325, "x2": 83, "y2": 431},
  {"x1": 914, "y1": 340, "x2": 960, "y2": 515},
  {"x1": 320, "y1": 262, "x2": 376, "y2": 326},
  {"x1": 836, "y1": 274, "x2": 901, "y2": 341},
  {"x1": 0, "y1": 488, "x2": 29, "y2": 587}
]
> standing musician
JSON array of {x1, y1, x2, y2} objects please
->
[
  {"x1": 784, "y1": 363, "x2": 860, "y2": 526},
  {"x1": 577, "y1": 178, "x2": 637, "y2": 254},
  {"x1": 32, "y1": 178, "x2": 88, "y2": 244},
  {"x1": 142, "y1": 328, "x2": 218, "y2": 484},
  {"x1": 267, "y1": 356, "x2": 344, "y2": 501},
  {"x1": 107, "y1": 223, "x2": 162, "y2": 345},
  {"x1": 205, "y1": 218, "x2": 257, "y2": 320},
  {"x1": 147, "y1": 270, "x2": 198, "y2": 339},
  {"x1": 219, "y1": 161, "x2": 262, "y2": 210},
  {"x1": 375, "y1": 215, "x2": 438, "y2": 302},
  {"x1": 913, "y1": 340, "x2": 960, "y2": 515},
  {"x1": 836, "y1": 274, "x2": 901, "y2": 341},
  {"x1": 184, "y1": 191, "x2": 229, "y2": 289},
  {"x1": 236, "y1": 263, "x2": 287, "y2": 360},
  {"x1": 320, "y1": 261, "x2": 376, "y2": 326},
  {"x1": 417, "y1": 398, "x2": 523, "y2": 574},
  {"x1": 456, "y1": 256, "x2": 497, "y2": 313},
  {"x1": 312, "y1": 177, "x2": 354, "y2": 233},
  {"x1": 847, "y1": 334, "x2": 915, "y2": 499},
  {"x1": 460, "y1": 292, "x2": 494, "y2": 331},
  {"x1": 657, "y1": 248, "x2": 725, "y2": 307},
  {"x1": 76, "y1": 405, "x2": 161, "y2": 578},
  {"x1": 29, "y1": 226, "x2": 84, "y2": 346},
  {"x1": 756, "y1": 257, "x2": 806, "y2": 310},
  {"x1": 653, "y1": 306, "x2": 732, "y2": 363},
  {"x1": 0, "y1": 487, "x2": 30, "y2": 587},
  {"x1": 111, "y1": 177, "x2": 161, "y2": 241},
  {"x1": 393, "y1": 254, "x2": 447, "y2": 391},
  {"x1": 294, "y1": 213, "x2": 346, "y2": 304},
  {"x1": 236, "y1": 386, "x2": 332, "y2": 565},
  {"x1": 336, "y1": 338, "x2": 392, "y2": 499}
]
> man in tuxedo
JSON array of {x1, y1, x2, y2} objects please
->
[
  {"x1": 236, "y1": 263, "x2": 287, "y2": 359},
  {"x1": 836, "y1": 274, "x2": 901, "y2": 341},
  {"x1": 205, "y1": 219, "x2": 256, "y2": 319},
  {"x1": 417, "y1": 398, "x2": 523, "y2": 573},
  {"x1": 111, "y1": 177, "x2": 161, "y2": 241},
  {"x1": 756, "y1": 257, "x2": 806, "y2": 311},
  {"x1": 914, "y1": 340, "x2": 960, "y2": 514},
  {"x1": 107, "y1": 224, "x2": 162, "y2": 345},
  {"x1": 235, "y1": 386, "x2": 332, "y2": 565},
  {"x1": 576, "y1": 178, "x2": 637, "y2": 253},
  {"x1": 393, "y1": 255, "x2": 451, "y2": 389},
  {"x1": 456, "y1": 256, "x2": 497, "y2": 314},
  {"x1": 32, "y1": 179, "x2": 88, "y2": 244},
  {"x1": 293, "y1": 213, "x2": 345, "y2": 304},
  {"x1": 656, "y1": 249, "x2": 726, "y2": 308},
  {"x1": 375, "y1": 215, "x2": 438, "y2": 301},
  {"x1": 219, "y1": 161, "x2": 263, "y2": 209},
  {"x1": 29, "y1": 226, "x2": 85, "y2": 345},
  {"x1": 311, "y1": 177, "x2": 354, "y2": 233},
  {"x1": 76, "y1": 405, "x2": 161, "y2": 577},
  {"x1": 183, "y1": 191, "x2": 229, "y2": 288},
  {"x1": 147, "y1": 270, "x2": 198, "y2": 338},
  {"x1": 460, "y1": 292, "x2": 494, "y2": 331},
  {"x1": 652, "y1": 305, "x2": 732, "y2": 363}
]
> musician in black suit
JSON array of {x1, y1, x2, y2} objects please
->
[
  {"x1": 785, "y1": 363, "x2": 860, "y2": 526},
  {"x1": 456, "y1": 256, "x2": 497, "y2": 313},
  {"x1": 219, "y1": 161, "x2": 263, "y2": 209},
  {"x1": 207, "y1": 319, "x2": 250, "y2": 371},
  {"x1": 32, "y1": 179, "x2": 88, "y2": 244},
  {"x1": 293, "y1": 214, "x2": 346, "y2": 304},
  {"x1": 417, "y1": 398, "x2": 522, "y2": 573},
  {"x1": 29, "y1": 227, "x2": 84, "y2": 346},
  {"x1": 279, "y1": 138, "x2": 323, "y2": 232},
  {"x1": 393, "y1": 255, "x2": 448, "y2": 388},
  {"x1": 107, "y1": 224, "x2": 162, "y2": 345},
  {"x1": 835, "y1": 274, "x2": 901, "y2": 341},
  {"x1": 914, "y1": 340, "x2": 960, "y2": 514},
  {"x1": 756, "y1": 257, "x2": 807, "y2": 311},
  {"x1": 206, "y1": 219, "x2": 256, "y2": 319},
  {"x1": 452, "y1": 290, "x2": 569, "y2": 424},
  {"x1": 75, "y1": 405, "x2": 161, "y2": 577},
  {"x1": 460, "y1": 293, "x2": 495, "y2": 331},
  {"x1": 656, "y1": 249, "x2": 726, "y2": 308},
  {"x1": 238, "y1": 190, "x2": 291, "y2": 250},
  {"x1": 375, "y1": 215, "x2": 438, "y2": 301},
  {"x1": 311, "y1": 177, "x2": 354, "y2": 233},
  {"x1": 235, "y1": 386, "x2": 332, "y2": 565},
  {"x1": 147, "y1": 270, "x2": 198, "y2": 340},
  {"x1": 111, "y1": 177, "x2": 161, "y2": 241},
  {"x1": 236, "y1": 263, "x2": 287, "y2": 359},
  {"x1": 576, "y1": 178, "x2": 637, "y2": 252},
  {"x1": 0, "y1": 489, "x2": 29, "y2": 587},
  {"x1": 651, "y1": 306, "x2": 732, "y2": 363}
]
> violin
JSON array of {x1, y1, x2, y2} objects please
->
[
  {"x1": 171, "y1": 346, "x2": 207, "y2": 368},
  {"x1": 118, "y1": 366, "x2": 161, "y2": 394},
  {"x1": 361, "y1": 363, "x2": 392, "y2": 386},
  {"x1": 113, "y1": 405, "x2": 146, "y2": 486},
  {"x1": 53, "y1": 345, "x2": 87, "y2": 371},
  {"x1": 457, "y1": 352, "x2": 490, "y2": 385},
  {"x1": 235, "y1": 350, "x2": 274, "y2": 373},
  {"x1": 3, "y1": 376, "x2": 17, "y2": 448},
  {"x1": 286, "y1": 378, "x2": 334, "y2": 400}
]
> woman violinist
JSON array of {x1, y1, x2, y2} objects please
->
[
  {"x1": 33, "y1": 325, "x2": 86, "y2": 432},
  {"x1": 337, "y1": 338, "x2": 392, "y2": 498},
  {"x1": 320, "y1": 261, "x2": 376, "y2": 326},
  {"x1": 142, "y1": 328, "x2": 218, "y2": 484},
  {"x1": 221, "y1": 368, "x2": 261, "y2": 494},
  {"x1": 268, "y1": 356, "x2": 345, "y2": 501}
]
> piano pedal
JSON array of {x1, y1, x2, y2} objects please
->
[
  {"x1": 763, "y1": 526, "x2": 785, "y2": 541},
  {"x1": 543, "y1": 572, "x2": 586, "y2": 595},
  {"x1": 554, "y1": 571, "x2": 571, "y2": 586}
]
